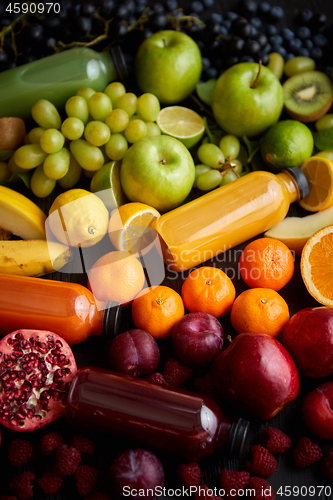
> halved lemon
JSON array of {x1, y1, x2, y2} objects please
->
[
  {"x1": 157, "y1": 106, "x2": 205, "y2": 149},
  {"x1": 108, "y1": 202, "x2": 160, "y2": 256},
  {"x1": 301, "y1": 223, "x2": 333, "y2": 306},
  {"x1": 299, "y1": 156, "x2": 333, "y2": 212}
]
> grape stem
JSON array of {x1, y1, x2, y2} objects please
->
[
  {"x1": 0, "y1": 7, "x2": 30, "y2": 56},
  {"x1": 190, "y1": 95, "x2": 214, "y2": 117},
  {"x1": 220, "y1": 156, "x2": 241, "y2": 178},
  {"x1": 250, "y1": 59, "x2": 262, "y2": 89}
]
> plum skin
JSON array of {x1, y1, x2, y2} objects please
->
[{"x1": 302, "y1": 382, "x2": 333, "y2": 440}]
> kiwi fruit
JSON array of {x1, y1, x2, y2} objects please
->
[
  {"x1": 0, "y1": 117, "x2": 26, "y2": 151},
  {"x1": 283, "y1": 71, "x2": 333, "y2": 123}
]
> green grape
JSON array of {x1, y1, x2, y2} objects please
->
[
  {"x1": 65, "y1": 96, "x2": 89, "y2": 124},
  {"x1": 28, "y1": 127, "x2": 45, "y2": 144},
  {"x1": 105, "y1": 109, "x2": 129, "y2": 133},
  {"x1": 105, "y1": 134, "x2": 128, "y2": 161},
  {"x1": 76, "y1": 87, "x2": 96, "y2": 101},
  {"x1": 284, "y1": 56, "x2": 316, "y2": 77},
  {"x1": 84, "y1": 121, "x2": 111, "y2": 147},
  {"x1": 129, "y1": 114, "x2": 142, "y2": 122},
  {"x1": 70, "y1": 139, "x2": 104, "y2": 171},
  {"x1": 83, "y1": 168, "x2": 96, "y2": 178},
  {"x1": 115, "y1": 92, "x2": 137, "y2": 117},
  {"x1": 104, "y1": 82, "x2": 126, "y2": 106},
  {"x1": 40, "y1": 129, "x2": 65, "y2": 154},
  {"x1": 315, "y1": 114, "x2": 333, "y2": 131},
  {"x1": 8, "y1": 155, "x2": 26, "y2": 173},
  {"x1": 88, "y1": 92, "x2": 112, "y2": 121},
  {"x1": 193, "y1": 164, "x2": 211, "y2": 188},
  {"x1": 61, "y1": 117, "x2": 85, "y2": 140},
  {"x1": 43, "y1": 147, "x2": 71, "y2": 180},
  {"x1": 124, "y1": 119, "x2": 147, "y2": 143},
  {"x1": 229, "y1": 159, "x2": 242, "y2": 175},
  {"x1": 23, "y1": 134, "x2": 31, "y2": 145},
  {"x1": 267, "y1": 52, "x2": 285, "y2": 80},
  {"x1": 196, "y1": 169, "x2": 222, "y2": 191},
  {"x1": 220, "y1": 169, "x2": 239, "y2": 186},
  {"x1": 14, "y1": 144, "x2": 48, "y2": 170},
  {"x1": 57, "y1": 154, "x2": 82, "y2": 189},
  {"x1": 197, "y1": 143, "x2": 225, "y2": 169},
  {"x1": 0, "y1": 161, "x2": 11, "y2": 182},
  {"x1": 31, "y1": 99, "x2": 62, "y2": 129},
  {"x1": 137, "y1": 93, "x2": 160, "y2": 122},
  {"x1": 145, "y1": 122, "x2": 161, "y2": 137},
  {"x1": 219, "y1": 135, "x2": 241, "y2": 160},
  {"x1": 30, "y1": 165, "x2": 56, "y2": 198}
]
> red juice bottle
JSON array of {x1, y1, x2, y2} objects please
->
[{"x1": 65, "y1": 366, "x2": 249, "y2": 461}]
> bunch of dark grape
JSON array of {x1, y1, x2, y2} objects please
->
[{"x1": 0, "y1": 0, "x2": 331, "y2": 81}]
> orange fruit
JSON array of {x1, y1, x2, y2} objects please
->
[
  {"x1": 181, "y1": 266, "x2": 235, "y2": 318},
  {"x1": 299, "y1": 156, "x2": 333, "y2": 212},
  {"x1": 230, "y1": 288, "x2": 290, "y2": 337},
  {"x1": 301, "y1": 224, "x2": 333, "y2": 306},
  {"x1": 131, "y1": 285, "x2": 185, "y2": 338},
  {"x1": 239, "y1": 237, "x2": 294, "y2": 291},
  {"x1": 88, "y1": 250, "x2": 145, "y2": 304}
]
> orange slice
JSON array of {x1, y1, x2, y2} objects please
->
[
  {"x1": 301, "y1": 224, "x2": 333, "y2": 306},
  {"x1": 299, "y1": 156, "x2": 333, "y2": 212}
]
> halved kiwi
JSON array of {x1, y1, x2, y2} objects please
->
[{"x1": 283, "y1": 71, "x2": 333, "y2": 123}]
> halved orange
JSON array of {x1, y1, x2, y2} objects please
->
[
  {"x1": 301, "y1": 224, "x2": 333, "y2": 306},
  {"x1": 299, "y1": 156, "x2": 333, "y2": 212}
]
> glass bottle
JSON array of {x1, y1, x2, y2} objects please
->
[
  {"x1": 0, "y1": 274, "x2": 121, "y2": 344},
  {"x1": 0, "y1": 46, "x2": 127, "y2": 119},
  {"x1": 65, "y1": 366, "x2": 249, "y2": 461},
  {"x1": 152, "y1": 167, "x2": 309, "y2": 272}
]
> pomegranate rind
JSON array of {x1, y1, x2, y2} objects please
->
[{"x1": 0, "y1": 329, "x2": 77, "y2": 431}]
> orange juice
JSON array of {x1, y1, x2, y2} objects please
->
[{"x1": 152, "y1": 168, "x2": 309, "y2": 272}]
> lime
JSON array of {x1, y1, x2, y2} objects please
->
[
  {"x1": 157, "y1": 106, "x2": 205, "y2": 149},
  {"x1": 261, "y1": 120, "x2": 314, "y2": 170},
  {"x1": 90, "y1": 161, "x2": 127, "y2": 211}
]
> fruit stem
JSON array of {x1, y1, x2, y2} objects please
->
[
  {"x1": 250, "y1": 60, "x2": 262, "y2": 89},
  {"x1": 160, "y1": 158, "x2": 167, "y2": 164},
  {"x1": 162, "y1": 38, "x2": 167, "y2": 48}
]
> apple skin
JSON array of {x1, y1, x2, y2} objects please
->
[
  {"x1": 135, "y1": 30, "x2": 202, "y2": 104},
  {"x1": 172, "y1": 312, "x2": 223, "y2": 368},
  {"x1": 212, "y1": 62, "x2": 284, "y2": 138},
  {"x1": 212, "y1": 333, "x2": 300, "y2": 419},
  {"x1": 302, "y1": 382, "x2": 333, "y2": 440},
  {"x1": 282, "y1": 307, "x2": 333, "y2": 378},
  {"x1": 120, "y1": 135, "x2": 195, "y2": 213}
]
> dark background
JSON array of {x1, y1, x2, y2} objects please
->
[{"x1": 1, "y1": 0, "x2": 333, "y2": 498}]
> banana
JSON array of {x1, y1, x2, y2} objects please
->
[
  {"x1": 0, "y1": 185, "x2": 46, "y2": 240},
  {"x1": 0, "y1": 240, "x2": 72, "y2": 277}
]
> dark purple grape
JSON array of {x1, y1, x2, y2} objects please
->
[
  {"x1": 310, "y1": 47, "x2": 323, "y2": 61},
  {"x1": 253, "y1": 32, "x2": 267, "y2": 47},
  {"x1": 269, "y1": 35, "x2": 283, "y2": 46},
  {"x1": 260, "y1": 53, "x2": 270, "y2": 65},
  {"x1": 310, "y1": 12, "x2": 327, "y2": 30},
  {"x1": 191, "y1": 1, "x2": 204, "y2": 13},
  {"x1": 250, "y1": 17, "x2": 262, "y2": 29},
  {"x1": 240, "y1": 55, "x2": 255, "y2": 63},
  {"x1": 29, "y1": 24, "x2": 44, "y2": 41},
  {"x1": 76, "y1": 16, "x2": 92, "y2": 35},
  {"x1": 151, "y1": 13, "x2": 168, "y2": 29},
  {"x1": 296, "y1": 26, "x2": 311, "y2": 40},
  {"x1": 205, "y1": 67, "x2": 218, "y2": 79},
  {"x1": 209, "y1": 12, "x2": 224, "y2": 24},
  {"x1": 276, "y1": 46, "x2": 287, "y2": 58},
  {"x1": 312, "y1": 33, "x2": 328, "y2": 48},
  {"x1": 296, "y1": 9, "x2": 313, "y2": 25},
  {"x1": 238, "y1": 0, "x2": 258, "y2": 16},
  {"x1": 261, "y1": 42, "x2": 272, "y2": 54},
  {"x1": 246, "y1": 39, "x2": 261, "y2": 55},
  {"x1": 203, "y1": 0, "x2": 215, "y2": 7},
  {"x1": 304, "y1": 39, "x2": 314, "y2": 50},
  {"x1": 165, "y1": 0, "x2": 178, "y2": 10},
  {"x1": 225, "y1": 55, "x2": 240, "y2": 67},
  {"x1": 258, "y1": 1, "x2": 271, "y2": 15},
  {"x1": 0, "y1": 18, "x2": 11, "y2": 28},
  {"x1": 288, "y1": 37, "x2": 303, "y2": 51},
  {"x1": 229, "y1": 36, "x2": 246, "y2": 54},
  {"x1": 220, "y1": 25, "x2": 229, "y2": 36},
  {"x1": 81, "y1": 3, "x2": 96, "y2": 16},
  {"x1": 266, "y1": 24, "x2": 278, "y2": 36},
  {"x1": 226, "y1": 11, "x2": 238, "y2": 21},
  {"x1": 298, "y1": 47, "x2": 310, "y2": 57},
  {"x1": 202, "y1": 57, "x2": 211, "y2": 71},
  {"x1": 285, "y1": 53, "x2": 296, "y2": 61},
  {"x1": 269, "y1": 6, "x2": 284, "y2": 21},
  {"x1": 281, "y1": 28, "x2": 294, "y2": 41}
]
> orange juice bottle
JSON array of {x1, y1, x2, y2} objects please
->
[{"x1": 152, "y1": 167, "x2": 309, "y2": 272}]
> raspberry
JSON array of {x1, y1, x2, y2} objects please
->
[
  {"x1": 37, "y1": 469, "x2": 63, "y2": 496},
  {"x1": 247, "y1": 477, "x2": 275, "y2": 500},
  {"x1": 8, "y1": 471, "x2": 35, "y2": 500},
  {"x1": 147, "y1": 372, "x2": 169, "y2": 386},
  {"x1": 70, "y1": 434, "x2": 95, "y2": 455},
  {"x1": 293, "y1": 437, "x2": 323, "y2": 468},
  {"x1": 39, "y1": 432, "x2": 64, "y2": 458},
  {"x1": 74, "y1": 465, "x2": 101, "y2": 496},
  {"x1": 177, "y1": 461, "x2": 201, "y2": 488},
  {"x1": 220, "y1": 469, "x2": 250, "y2": 498},
  {"x1": 259, "y1": 427, "x2": 292, "y2": 454},
  {"x1": 322, "y1": 450, "x2": 333, "y2": 480},
  {"x1": 163, "y1": 358, "x2": 193, "y2": 386},
  {"x1": 245, "y1": 445, "x2": 277, "y2": 477},
  {"x1": 193, "y1": 372, "x2": 220, "y2": 402},
  {"x1": 84, "y1": 493, "x2": 111, "y2": 500},
  {"x1": 55, "y1": 444, "x2": 81, "y2": 476},
  {"x1": 194, "y1": 484, "x2": 223, "y2": 500},
  {"x1": 8, "y1": 438, "x2": 35, "y2": 467}
]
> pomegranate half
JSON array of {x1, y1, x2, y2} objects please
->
[{"x1": 0, "y1": 329, "x2": 77, "y2": 431}]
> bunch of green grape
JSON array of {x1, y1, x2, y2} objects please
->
[
  {"x1": 194, "y1": 135, "x2": 246, "y2": 192},
  {"x1": 11, "y1": 82, "x2": 162, "y2": 198}
]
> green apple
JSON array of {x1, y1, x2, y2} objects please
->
[
  {"x1": 120, "y1": 136, "x2": 195, "y2": 212},
  {"x1": 135, "y1": 30, "x2": 202, "y2": 105},
  {"x1": 212, "y1": 62, "x2": 284, "y2": 138}
]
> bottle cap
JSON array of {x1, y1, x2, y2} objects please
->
[
  {"x1": 102, "y1": 301, "x2": 122, "y2": 340},
  {"x1": 109, "y1": 46, "x2": 128, "y2": 81},
  {"x1": 285, "y1": 167, "x2": 310, "y2": 200},
  {"x1": 228, "y1": 418, "x2": 250, "y2": 458}
]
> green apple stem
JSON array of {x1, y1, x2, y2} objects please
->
[
  {"x1": 162, "y1": 38, "x2": 167, "y2": 48},
  {"x1": 160, "y1": 158, "x2": 166, "y2": 164},
  {"x1": 250, "y1": 60, "x2": 262, "y2": 89}
]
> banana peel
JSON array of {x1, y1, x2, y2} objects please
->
[{"x1": 0, "y1": 240, "x2": 72, "y2": 277}]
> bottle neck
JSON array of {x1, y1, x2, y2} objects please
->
[
  {"x1": 276, "y1": 171, "x2": 301, "y2": 204},
  {"x1": 215, "y1": 415, "x2": 249, "y2": 458},
  {"x1": 102, "y1": 302, "x2": 123, "y2": 340}
]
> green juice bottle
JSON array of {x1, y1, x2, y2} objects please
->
[{"x1": 0, "y1": 46, "x2": 127, "y2": 119}]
